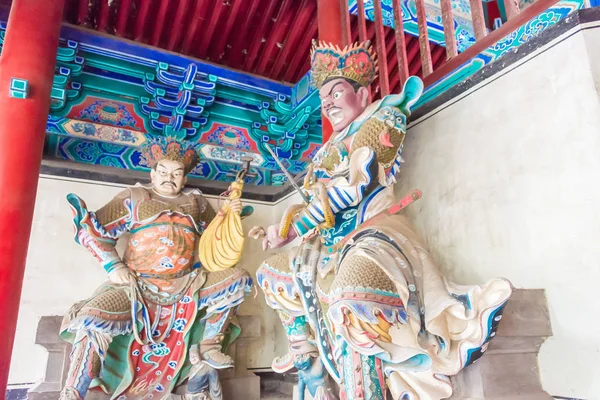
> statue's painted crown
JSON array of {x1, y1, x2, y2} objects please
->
[
  {"x1": 310, "y1": 40, "x2": 378, "y2": 89},
  {"x1": 140, "y1": 136, "x2": 200, "y2": 175}
]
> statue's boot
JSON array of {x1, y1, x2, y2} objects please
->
[
  {"x1": 272, "y1": 332, "x2": 319, "y2": 373},
  {"x1": 59, "y1": 332, "x2": 105, "y2": 400},
  {"x1": 199, "y1": 335, "x2": 234, "y2": 369}
]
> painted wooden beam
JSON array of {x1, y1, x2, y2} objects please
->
[
  {"x1": 415, "y1": 0, "x2": 433, "y2": 77},
  {"x1": 469, "y1": 0, "x2": 488, "y2": 40},
  {"x1": 373, "y1": 0, "x2": 389, "y2": 96},
  {"x1": 423, "y1": 0, "x2": 559, "y2": 87},
  {"x1": 356, "y1": 0, "x2": 368, "y2": 42},
  {"x1": 440, "y1": 0, "x2": 458, "y2": 59},
  {"x1": 392, "y1": 0, "x2": 409, "y2": 90}
]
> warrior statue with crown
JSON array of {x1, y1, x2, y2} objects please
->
[
  {"x1": 251, "y1": 41, "x2": 513, "y2": 400},
  {"x1": 59, "y1": 137, "x2": 253, "y2": 400}
]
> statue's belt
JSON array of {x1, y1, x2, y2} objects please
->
[
  {"x1": 134, "y1": 262, "x2": 202, "y2": 279},
  {"x1": 322, "y1": 189, "x2": 422, "y2": 254}
]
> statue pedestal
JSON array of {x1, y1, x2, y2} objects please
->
[
  {"x1": 28, "y1": 315, "x2": 262, "y2": 400},
  {"x1": 449, "y1": 289, "x2": 553, "y2": 400},
  {"x1": 289, "y1": 289, "x2": 553, "y2": 400}
]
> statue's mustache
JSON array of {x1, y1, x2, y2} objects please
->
[{"x1": 162, "y1": 181, "x2": 176, "y2": 187}]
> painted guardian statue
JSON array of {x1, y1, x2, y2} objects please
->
[
  {"x1": 251, "y1": 41, "x2": 513, "y2": 400},
  {"x1": 59, "y1": 137, "x2": 253, "y2": 399}
]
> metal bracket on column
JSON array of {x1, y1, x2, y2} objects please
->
[{"x1": 9, "y1": 78, "x2": 29, "y2": 99}]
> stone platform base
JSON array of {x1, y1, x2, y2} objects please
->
[
  {"x1": 29, "y1": 290, "x2": 551, "y2": 400},
  {"x1": 80, "y1": 374, "x2": 260, "y2": 400},
  {"x1": 28, "y1": 315, "x2": 261, "y2": 400},
  {"x1": 286, "y1": 289, "x2": 553, "y2": 400}
]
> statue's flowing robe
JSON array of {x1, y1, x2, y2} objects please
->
[{"x1": 62, "y1": 186, "x2": 252, "y2": 399}]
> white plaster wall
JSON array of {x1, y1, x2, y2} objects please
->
[
  {"x1": 397, "y1": 30, "x2": 600, "y2": 399},
  {"x1": 584, "y1": 24, "x2": 600, "y2": 99},
  {"x1": 9, "y1": 176, "x2": 289, "y2": 384}
]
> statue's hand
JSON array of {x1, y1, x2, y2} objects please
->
[
  {"x1": 263, "y1": 223, "x2": 297, "y2": 251},
  {"x1": 225, "y1": 198, "x2": 242, "y2": 214},
  {"x1": 189, "y1": 345, "x2": 201, "y2": 365},
  {"x1": 108, "y1": 263, "x2": 135, "y2": 285}
]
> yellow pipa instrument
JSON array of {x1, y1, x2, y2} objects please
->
[{"x1": 197, "y1": 179, "x2": 245, "y2": 272}]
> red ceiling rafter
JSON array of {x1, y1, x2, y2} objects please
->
[
  {"x1": 270, "y1": 0, "x2": 314, "y2": 79},
  {"x1": 243, "y1": 0, "x2": 280, "y2": 71},
  {"x1": 196, "y1": 0, "x2": 226, "y2": 60},
  {"x1": 283, "y1": 16, "x2": 318, "y2": 82},
  {"x1": 225, "y1": 0, "x2": 264, "y2": 66},
  {"x1": 211, "y1": 0, "x2": 244, "y2": 62},
  {"x1": 167, "y1": 0, "x2": 193, "y2": 51},
  {"x1": 134, "y1": 0, "x2": 152, "y2": 41},
  {"x1": 2, "y1": 0, "x2": 448, "y2": 85},
  {"x1": 97, "y1": 0, "x2": 112, "y2": 33},
  {"x1": 116, "y1": 0, "x2": 133, "y2": 37},
  {"x1": 76, "y1": 0, "x2": 89, "y2": 26},
  {"x1": 254, "y1": 0, "x2": 295, "y2": 75},
  {"x1": 181, "y1": 0, "x2": 210, "y2": 54},
  {"x1": 150, "y1": 0, "x2": 170, "y2": 47}
]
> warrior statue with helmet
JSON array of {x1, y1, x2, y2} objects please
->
[
  {"x1": 59, "y1": 136, "x2": 253, "y2": 399},
  {"x1": 250, "y1": 40, "x2": 513, "y2": 400}
]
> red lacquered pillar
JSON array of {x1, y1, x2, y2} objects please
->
[
  {"x1": 317, "y1": 0, "x2": 345, "y2": 143},
  {"x1": 0, "y1": 0, "x2": 65, "y2": 392}
]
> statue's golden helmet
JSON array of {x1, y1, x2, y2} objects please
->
[
  {"x1": 310, "y1": 40, "x2": 378, "y2": 90},
  {"x1": 140, "y1": 136, "x2": 200, "y2": 175}
]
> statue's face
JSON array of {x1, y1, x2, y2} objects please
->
[
  {"x1": 319, "y1": 78, "x2": 369, "y2": 132},
  {"x1": 150, "y1": 159, "x2": 187, "y2": 196}
]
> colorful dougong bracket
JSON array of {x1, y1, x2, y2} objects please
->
[
  {"x1": 1, "y1": 23, "x2": 83, "y2": 107},
  {"x1": 51, "y1": 40, "x2": 84, "y2": 111},
  {"x1": 250, "y1": 91, "x2": 321, "y2": 161},
  {"x1": 140, "y1": 63, "x2": 214, "y2": 139}
]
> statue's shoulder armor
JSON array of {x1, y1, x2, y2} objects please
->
[
  {"x1": 95, "y1": 188, "x2": 133, "y2": 226},
  {"x1": 194, "y1": 193, "x2": 216, "y2": 228},
  {"x1": 314, "y1": 141, "x2": 348, "y2": 172},
  {"x1": 349, "y1": 105, "x2": 406, "y2": 169}
]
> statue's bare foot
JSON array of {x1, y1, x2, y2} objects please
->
[{"x1": 201, "y1": 348, "x2": 234, "y2": 369}]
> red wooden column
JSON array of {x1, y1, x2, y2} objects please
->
[
  {"x1": 317, "y1": 0, "x2": 345, "y2": 143},
  {"x1": 0, "y1": 0, "x2": 65, "y2": 393}
]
